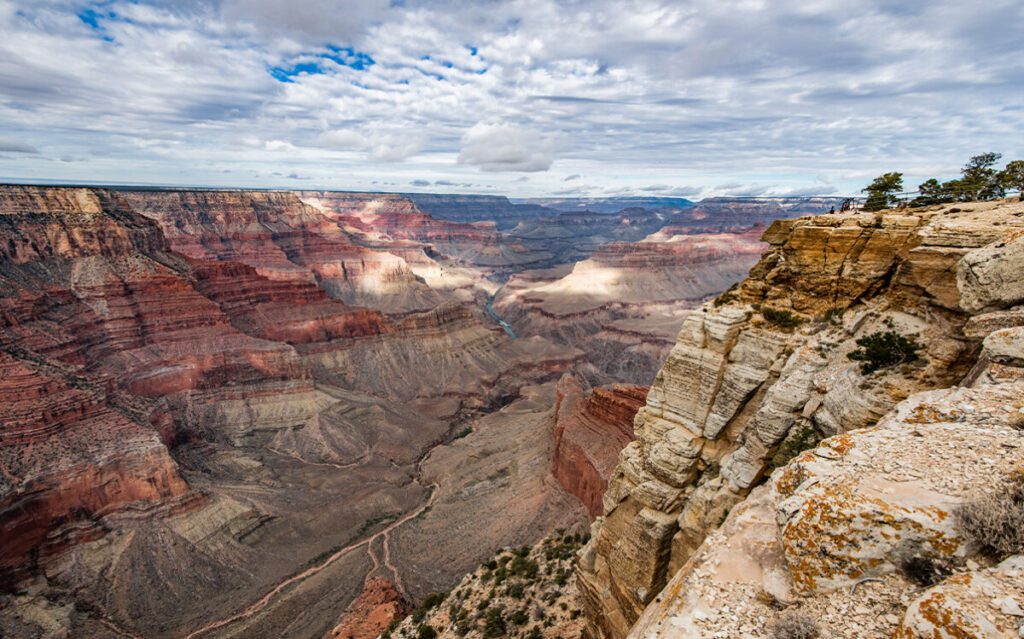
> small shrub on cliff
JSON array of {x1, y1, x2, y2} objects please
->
[
  {"x1": 526, "y1": 627, "x2": 543, "y2": 639},
  {"x1": 509, "y1": 556, "x2": 539, "y2": 579},
  {"x1": 847, "y1": 330, "x2": 921, "y2": 374},
  {"x1": 767, "y1": 425, "x2": 819, "y2": 472},
  {"x1": 901, "y1": 553, "x2": 953, "y2": 587},
  {"x1": 416, "y1": 624, "x2": 437, "y2": 639},
  {"x1": 483, "y1": 607, "x2": 507, "y2": 638},
  {"x1": 769, "y1": 612, "x2": 821, "y2": 639},
  {"x1": 762, "y1": 307, "x2": 804, "y2": 331},
  {"x1": 714, "y1": 283, "x2": 739, "y2": 307},
  {"x1": 954, "y1": 477, "x2": 1024, "y2": 559},
  {"x1": 510, "y1": 608, "x2": 530, "y2": 625},
  {"x1": 894, "y1": 541, "x2": 952, "y2": 586}
]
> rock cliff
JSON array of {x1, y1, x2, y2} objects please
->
[
  {"x1": 578, "y1": 199, "x2": 1024, "y2": 639},
  {"x1": 552, "y1": 376, "x2": 647, "y2": 517}
]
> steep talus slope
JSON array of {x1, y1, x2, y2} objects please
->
[{"x1": 578, "y1": 199, "x2": 1024, "y2": 639}]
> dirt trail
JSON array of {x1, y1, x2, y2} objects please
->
[
  {"x1": 183, "y1": 482, "x2": 438, "y2": 639},
  {"x1": 381, "y1": 531, "x2": 405, "y2": 597}
]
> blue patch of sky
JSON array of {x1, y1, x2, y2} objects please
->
[
  {"x1": 467, "y1": 46, "x2": 478, "y2": 56},
  {"x1": 269, "y1": 46, "x2": 375, "y2": 83},
  {"x1": 77, "y1": 6, "x2": 117, "y2": 42}
]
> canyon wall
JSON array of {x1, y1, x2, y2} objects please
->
[
  {"x1": 578, "y1": 199, "x2": 1024, "y2": 639},
  {"x1": 494, "y1": 228, "x2": 769, "y2": 385},
  {"x1": 0, "y1": 185, "x2": 587, "y2": 638},
  {"x1": 552, "y1": 376, "x2": 648, "y2": 517}
]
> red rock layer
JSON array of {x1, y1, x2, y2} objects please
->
[
  {"x1": 190, "y1": 260, "x2": 388, "y2": 344},
  {"x1": 552, "y1": 375, "x2": 647, "y2": 517},
  {"x1": 324, "y1": 578, "x2": 411, "y2": 639},
  {"x1": 0, "y1": 186, "x2": 396, "y2": 580},
  {"x1": 120, "y1": 190, "x2": 426, "y2": 301},
  {"x1": 304, "y1": 191, "x2": 500, "y2": 248},
  {"x1": 0, "y1": 350, "x2": 193, "y2": 583}
]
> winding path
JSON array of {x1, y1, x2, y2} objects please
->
[{"x1": 183, "y1": 482, "x2": 438, "y2": 639}]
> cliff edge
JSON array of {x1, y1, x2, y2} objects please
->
[{"x1": 578, "y1": 199, "x2": 1024, "y2": 639}]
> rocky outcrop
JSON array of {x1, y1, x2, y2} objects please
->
[
  {"x1": 619, "y1": 381, "x2": 1024, "y2": 639},
  {"x1": 388, "y1": 532, "x2": 591, "y2": 639},
  {"x1": 552, "y1": 376, "x2": 647, "y2": 517},
  {"x1": 578, "y1": 199, "x2": 1024, "y2": 639},
  {"x1": 895, "y1": 556, "x2": 1024, "y2": 639},
  {"x1": 325, "y1": 578, "x2": 411, "y2": 639}
]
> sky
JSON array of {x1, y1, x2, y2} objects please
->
[{"x1": 0, "y1": 0, "x2": 1021, "y2": 199}]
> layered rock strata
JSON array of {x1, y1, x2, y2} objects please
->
[
  {"x1": 552, "y1": 376, "x2": 647, "y2": 517},
  {"x1": 0, "y1": 185, "x2": 586, "y2": 638},
  {"x1": 578, "y1": 199, "x2": 1024, "y2": 639},
  {"x1": 494, "y1": 229, "x2": 768, "y2": 384}
]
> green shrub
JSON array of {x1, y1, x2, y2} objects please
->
[
  {"x1": 526, "y1": 627, "x2": 543, "y2": 639},
  {"x1": 767, "y1": 425, "x2": 819, "y2": 471},
  {"x1": 761, "y1": 307, "x2": 803, "y2": 331},
  {"x1": 510, "y1": 609, "x2": 530, "y2": 625},
  {"x1": 421, "y1": 591, "x2": 447, "y2": 610},
  {"x1": 899, "y1": 552, "x2": 952, "y2": 587},
  {"x1": 847, "y1": 330, "x2": 921, "y2": 373},
  {"x1": 483, "y1": 608, "x2": 507, "y2": 638},
  {"x1": 714, "y1": 291, "x2": 738, "y2": 307},
  {"x1": 416, "y1": 624, "x2": 437, "y2": 639},
  {"x1": 509, "y1": 556, "x2": 539, "y2": 579}
]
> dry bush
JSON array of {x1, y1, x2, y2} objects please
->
[
  {"x1": 769, "y1": 611, "x2": 821, "y2": 639},
  {"x1": 954, "y1": 477, "x2": 1024, "y2": 558}
]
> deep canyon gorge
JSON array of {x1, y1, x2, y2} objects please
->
[
  {"x1": 0, "y1": 186, "x2": 838, "y2": 638},
  {"x1": 2, "y1": 186, "x2": 1023, "y2": 639}
]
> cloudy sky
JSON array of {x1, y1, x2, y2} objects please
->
[{"x1": 0, "y1": 0, "x2": 1021, "y2": 198}]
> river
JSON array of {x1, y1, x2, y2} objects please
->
[{"x1": 485, "y1": 286, "x2": 517, "y2": 339}]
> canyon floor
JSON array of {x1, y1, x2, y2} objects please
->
[{"x1": 0, "y1": 187, "x2": 843, "y2": 639}]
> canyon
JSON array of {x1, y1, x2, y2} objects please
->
[
  {"x1": 0, "y1": 185, "x2": 812, "y2": 638},
  {"x1": 5, "y1": 186, "x2": 1020, "y2": 639},
  {"x1": 369, "y1": 197, "x2": 1024, "y2": 639}
]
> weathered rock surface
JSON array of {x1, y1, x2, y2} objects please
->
[
  {"x1": 552, "y1": 376, "x2": 647, "y2": 517},
  {"x1": 620, "y1": 382, "x2": 1024, "y2": 639},
  {"x1": 579, "y1": 199, "x2": 1024, "y2": 639},
  {"x1": 325, "y1": 578, "x2": 411, "y2": 639},
  {"x1": 895, "y1": 556, "x2": 1024, "y2": 639}
]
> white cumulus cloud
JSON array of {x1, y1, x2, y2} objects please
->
[{"x1": 458, "y1": 123, "x2": 554, "y2": 172}]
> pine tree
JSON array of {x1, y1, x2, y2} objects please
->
[{"x1": 862, "y1": 172, "x2": 903, "y2": 211}]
